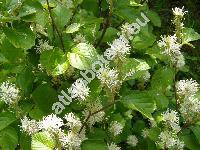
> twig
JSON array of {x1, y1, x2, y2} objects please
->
[
  {"x1": 46, "y1": 0, "x2": 65, "y2": 51},
  {"x1": 95, "y1": 0, "x2": 113, "y2": 48},
  {"x1": 173, "y1": 66, "x2": 179, "y2": 110},
  {"x1": 79, "y1": 100, "x2": 118, "y2": 134},
  {"x1": 98, "y1": 0, "x2": 103, "y2": 17}
]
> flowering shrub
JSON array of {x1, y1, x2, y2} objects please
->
[{"x1": 0, "y1": 0, "x2": 200, "y2": 150}]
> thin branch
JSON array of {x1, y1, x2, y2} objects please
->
[
  {"x1": 46, "y1": 0, "x2": 65, "y2": 51},
  {"x1": 95, "y1": 0, "x2": 113, "y2": 48},
  {"x1": 98, "y1": 0, "x2": 103, "y2": 17}
]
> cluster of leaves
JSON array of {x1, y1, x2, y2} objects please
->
[{"x1": 0, "y1": 0, "x2": 200, "y2": 150}]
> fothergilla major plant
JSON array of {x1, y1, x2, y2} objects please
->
[{"x1": 0, "y1": 0, "x2": 200, "y2": 150}]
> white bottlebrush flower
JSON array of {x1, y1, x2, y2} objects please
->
[
  {"x1": 127, "y1": 135, "x2": 138, "y2": 147},
  {"x1": 20, "y1": 116, "x2": 40, "y2": 135},
  {"x1": 82, "y1": 101, "x2": 105, "y2": 126},
  {"x1": 172, "y1": 7, "x2": 187, "y2": 17},
  {"x1": 142, "y1": 71, "x2": 151, "y2": 82},
  {"x1": 158, "y1": 130, "x2": 184, "y2": 150},
  {"x1": 109, "y1": 121, "x2": 123, "y2": 136},
  {"x1": 104, "y1": 35, "x2": 131, "y2": 60},
  {"x1": 176, "y1": 79, "x2": 199, "y2": 98},
  {"x1": 180, "y1": 96, "x2": 200, "y2": 121},
  {"x1": 64, "y1": 112, "x2": 82, "y2": 132},
  {"x1": 175, "y1": 54, "x2": 185, "y2": 68},
  {"x1": 39, "y1": 114, "x2": 64, "y2": 131},
  {"x1": 96, "y1": 66, "x2": 120, "y2": 90},
  {"x1": 70, "y1": 78, "x2": 90, "y2": 101},
  {"x1": 158, "y1": 35, "x2": 181, "y2": 56},
  {"x1": 73, "y1": 34, "x2": 87, "y2": 43},
  {"x1": 121, "y1": 22, "x2": 135, "y2": 40},
  {"x1": 60, "y1": 131, "x2": 86, "y2": 150},
  {"x1": 107, "y1": 142, "x2": 121, "y2": 150},
  {"x1": 0, "y1": 81, "x2": 19, "y2": 105},
  {"x1": 142, "y1": 129, "x2": 149, "y2": 138},
  {"x1": 36, "y1": 39, "x2": 53, "y2": 54},
  {"x1": 162, "y1": 109, "x2": 181, "y2": 132},
  {"x1": 158, "y1": 35, "x2": 184, "y2": 68}
]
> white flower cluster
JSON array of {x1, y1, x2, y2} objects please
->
[
  {"x1": 172, "y1": 7, "x2": 187, "y2": 18},
  {"x1": 121, "y1": 22, "x2": 136, "y2": 40},
  {"x1": 70, "y1": 78, "x2": 90, "y2": 101},
  {"x1": 20, "y1": 117, "x2": 40, "y2": 135},
  {"x1": 142, "y1": 128, "x2": 149, "y2": 138},
  {"x1": 64, "y1": 112, "x2": 82, "y2": 132},
  {"x1": 60, "y1": 113, "x2": 87, "y2": 149},
  {"x1": 97, "y1": 66, "x2": 120, "y2": 90},
  {"x1": 0, "y1": 81, "x2": 19, "y2": 105},
  {"x1": 141, "y1": 71, "x2": 151, "y2": 82},
  {"x1": 176, "y1": 79, "x2": 200, "y2": 121},
  {"x1": 107, "y1": 142, "x2": 121, "y2": 150},
  {"x1": 82, "y1": 101, "x2": 105, "y2": 126},
  {"x1": 109, "y1": 121, "x2": 123, "y2": 136},
  {"x1": 162, "y1": 109, "x2": 181, "y2": 133},
  {"x1": 104, "y1": 35, "x2": 131, "y2": 60},
  {"x1": 73, "y1": 34, "x2": 87, "y2": 43},
  {"x1": 158, "y1": 35, "x2": 185, "y2": 68},
  {"x1": 36, "y1": 39, "x2": 53, "y2": 54},
  {"x1": 127, "y1": 135, "x2": 138, "y2": 147},
  {"x1": 176, "y1": 79, "x2": 199, "y2": 98},
  {"x1": 39, "y1": 114, "x2": 64, "y2": 132},
  {"x1": 180, "y1": 96, "x2": 200, "y2": 121},
  {"x1": 158, "y1": 130, "x2": 184, "y2": 150},
  {"x1": 20, "y1": 113, "x2": 86, "y2": 150}
]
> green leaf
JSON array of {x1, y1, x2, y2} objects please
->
[
  {"x1": 32, "y1": 132, "x2": 55, "y2": 150},
  {"x1": 3, "y1": 26, "x2": 36, "y2": 50},
  {"x1": 87, "y1": 128, "x2": 107, "y2": 140},
  {"x1": 122, "y1": 91, "x2": 156, "y2": 119},
  {"x1": 0, "y1": 38, "x2": 25, "y2": 63},
  {"x1": 66, "y1": 23, "x2": 82, "y2": 33},
  {"x1": 81, "y1": 140, "x2": 108, "y2": 150},
  {"x1": 132, "y1": 27, "x2": 156, "y2": 49},
  {"x1": 18, "y1": 0, "x2": 43, "y2": 18},
  {"x1": 32, "y1": 83, "x2": 57, "y2": 114},
  {"x1": 121, "y1": 58, "x2": 150, "y2": 81},
  {"x1": 19, "y1": 133, "x2": 31, "y2": 150},
  {"x1": 180, "y1": 132, "x2": 200, "y2": 150},
  {"x1": 182, "y1": 28, "x2": 200, "y2": 45},
  {"x1": 40, "y1": 48, "x2": 69, "y2": 76},
  {"x1": 0, "y1": 112, "x2": 16, "y2": 131},
  {"x1": 146, "y1": 10, "x2": 161, "y2": 27},
  {"x1": 53, "y1": 4, "x2": 72, "y2": 29},
  {"x1": 190, "y1": 125, "x2": 200, "y2": 144},
  {"x1": 151, "y1": 67, "x2": 174, "y2": 91},
  {"x1": 102, "y1": 27, "x2": 118, "y2": 43},
  {"x1": 16, "y1": 67, "x2": 34, "y2": 96},
  {"x1": 150, "y1": 90, "x2": 169, "y2": 109},
  {"x1": 148, "y1": 127, "x2": 161, "y2": 141},
  {"x1": 0, "y1": 127, "x2": 18, "y2": 150},
  {"x1": 68, "y1": 43, "x2": 98, "y2": 70}
]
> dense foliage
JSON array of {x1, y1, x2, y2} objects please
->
[{"x1": 0, "y1": 0, "x2": 200, "y2": 149}]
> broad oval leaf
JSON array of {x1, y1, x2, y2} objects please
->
[
  {"x1": 68, "y1": 43, "x2": 98, "y2": 70},
  {"x1": 122, "y1": 91, "x2": 156, "y2": 119},
  {"x1": 0, "y1": 127, "x2": 18, "y2": 150},
  {"x1": 32, "y1": 131, "x2": 55, "y2": 150},
  {"x1": 3, "y1": 26, "x2": 36, "y2": 50},
  {"x1": 0, "y1": 112, "x2": 16, "y2": 131},
  {"x1": 40, "y1": 48, "x2": 69, "y2": 76}
]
